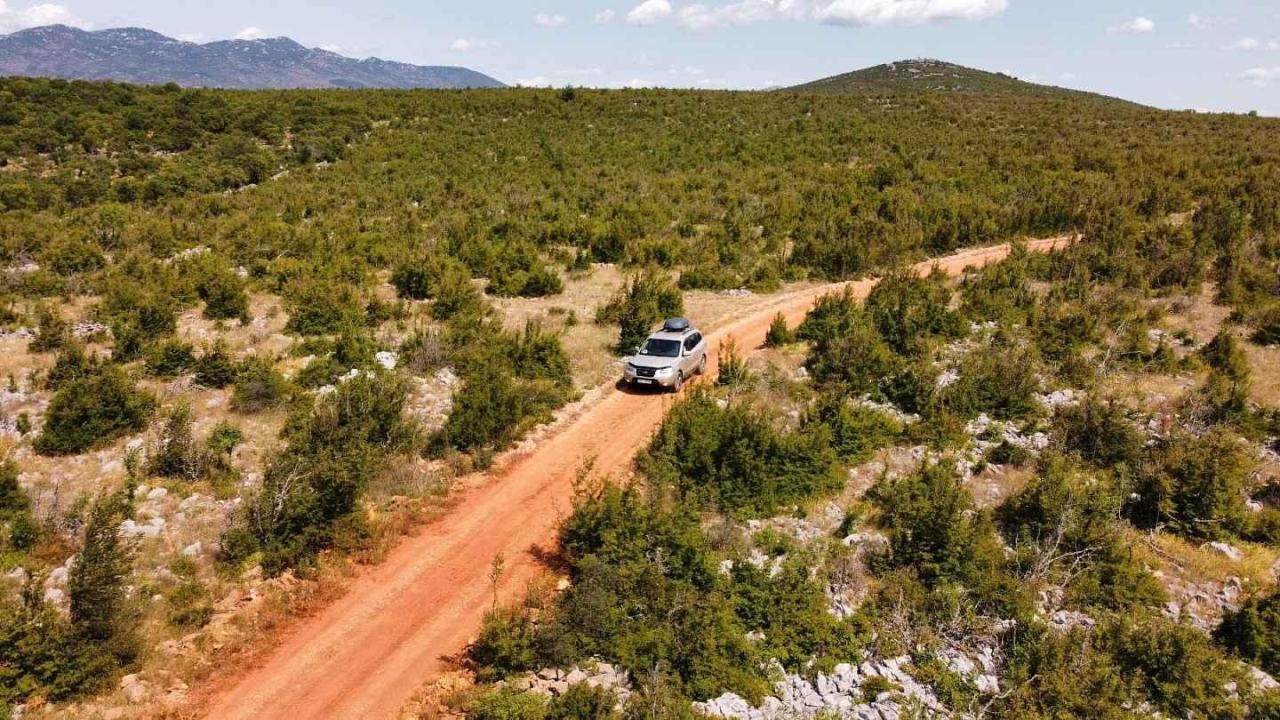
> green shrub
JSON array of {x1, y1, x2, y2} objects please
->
[
  {"x1": 39, "y1": 236, "x2": 104, "y2": 276},
  {"x1": 35, "y1": 367, "x2": 154, "y2": 455},
  {"x1": 940, "y1": 333, "x2": 1042, "y2": 421},
  {"x1": 99, "y1": 281, "x2": 178, "y2": 360},
  {"x1": 470, "y1": 688, "x2": 548, "y2": 720},
  {"x1": 194, "y1": 263, "x2": 250, "y2": 322},
  {"x1": 69, "y1": 492, "x2": 138, "y2": 661},
  {"x1": 429, "y1": 260, "x2": 485, "y2": 321},
  {"x1": 470, "y1": 605, "x2": 541, "y2": 682},
  {"x1": 1254, "y1": 304, "x2": 1280, "y2": 346},
  {"x1": 799, "y1": 291, "x2": 901, "y2": 397},
  {"x1": 283, "y1": 278, "x2": 363, "y2": 335},
  {"x1": 868, "y1": 461, "x2": 987, "y2": 584},
  {"x1": 1131, "y1": 429, "x2": 1251, "y2": 540},
  {"x1": 144, "y1": 338, "x2": 196, "y2": 377},
  {"x1": 545, "y1": 485, "x2": 768, "y2": 702},
  {"x1": 1217, "y1": 591, "x2": 1280, "y2": 677},
  {"x1": 1051, "y1": 397, "x2": 1146, "y2": 470},
  {"x1": 225, "y1": 373, "x2": 413, "y2": 572},
  {"x1": 640, "y1": 391, "x2": 839, "y2": 515},
  {"x1": 804, "y1": 393, "x2": 901, "y2": 463},
  {"x1": 44, "y1": 341, "x2": 98, "y2": 390},
  {"x1": 193, "y1": 342, "x2": 238, "y2": 388},
  {"x1": 864, "y1": 269, "x2": 962, "y2": 356},
  {"x1": 230, "y1": 357, "x2": 289, "y2": 413},
  {"x1": 391, "y1": 252, "x2": 455, "y2": 300},
  {"x1": 27, "y1": 304, "x2": 69, "y2": 352},
  {"x1": 547, "y1": 682, "x2": 620, "y2": 720},
  {"x1": 0, "y1": 586, "x2": 117, "y2": 706},
  {"x1": 716, "y1": 338, "x2": 751, "y2": 387},
  {"x1": 597, "y1": 270, "x2": 683, "y2": 354},
  {"x1": 1103, "y1": 617, "x2": 1245, "y2": 719},
  {"x1": 436, "y1": 364, "x2": 530, "y2": 452},
  {"x1": 764, "y1": 312, "x2": 794, "y2": 347}
]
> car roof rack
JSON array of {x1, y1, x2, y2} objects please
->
[{"x1": 662, "y1": 317, "x2": 692, "y2": 333}]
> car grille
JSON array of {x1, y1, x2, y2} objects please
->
[{"x1": 636, "y1": 366, "x2": 657, "y2": 378}]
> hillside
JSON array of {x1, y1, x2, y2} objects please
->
[
  {"x1": 0, "y1": 78, "x2": 1277, "y2": 720},
  {"x1": 789, "y1": 58, "x2": 1125, "y2": 102},
  {"x1": 0, "y1": 25, "x2": 504, "y2": 89}
]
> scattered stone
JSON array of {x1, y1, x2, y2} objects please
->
[
  {"x1": 1203, "y1": 542, "x2": 1244, "y2": 562},
  {"x1": 182, "y1": 542, "x2": 204, "y2": 558},
  {"x1": 120, "y1": 674, "x2": 148, "y2": 704},
  {"x1": 375, "y1": 351, "x2": 398, "y2": 370},
  {"x1": 147, "y1": 487, "x2": 169, "y2": 501}
]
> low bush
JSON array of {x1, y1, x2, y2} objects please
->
[
  {"x1": 44, "y1": 341, "x2": 99, "y2": 390},
  {"x1": 230, "y1": 357, "x2": 289, "y2": 413},
  {"x1": 764, "y1": 312, "x2": 794, "y2": 347},
  {"x1": 1130, "y1": 429, "x2": 1251, "y2": 540},
  {"x1": 1216, "y1": 590, "x2": 1280, "y2": 677},
  {"x1": 864, "y1": 269, "x2": 962, "y2": 356},
  {"x1": 640, "y1": 391, "x2": 839, "y2": 516},
  {"x1": 223, "y1": 373, "x2": 414, "y2": 572},
  {"x1": 804, "y1": 393, "x2": 901, "y2": 463},
  {"x1": 1051, "y1": 397, "x2": 1146, "y2": 470},
  {"x1": 144, "y1": 338, "x2": 196, "y2": 377},
  {"x1": 596, "y1": 270, "x2": 683, "y2": 354},
  {"x1": 193, "y1": 342, "x2": 238, "y2": 388},
  {"x1": 35, "y1": 367, "x2": 154, "y2": 455},
  {"x1": 470, "y1": 688, "x2": 548, "y2": 720}
]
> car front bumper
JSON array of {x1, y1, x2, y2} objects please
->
[{"x1": 623, "y1": 367, "x2": 678, "y2": 388}]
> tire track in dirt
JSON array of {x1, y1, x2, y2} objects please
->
[{"x1": 199, "y1": 236, "x2": 1073, "y2": 720}]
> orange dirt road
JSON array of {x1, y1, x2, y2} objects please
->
[{"x1": 201, "y1": 237, "x2": 1072, "y2": 720}]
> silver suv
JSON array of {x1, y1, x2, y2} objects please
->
[{"x1": 623, "y1": 317, "x2": 708, "y2": 392}]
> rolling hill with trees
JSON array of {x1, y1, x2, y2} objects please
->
[{"x1": 789, "y1": 58, "x2": 1130, "y2": 104}]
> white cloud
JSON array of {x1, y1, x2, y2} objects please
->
[
  {"x1": 1270, "y1": 40, "x2": 1280, "y2": 50},
  {"x1": 1188, "y1": 13, "x2": 1234, "y2": 30},
  {"x1": 319, "y1": 44, "x2": 341, "y2": 53},
  {"x1": 176, "y1": 32, "x2": 203, "y2": 42},
  {"x1": 595, "y1": 9, "x2": 617, "y2": 22},
  {"x1": 1060, "y1": 72, "x2": 1076, "y2": 80},
  {"x1": 627, "y1": 0, "x2": 673, "y2": 25},
  {"x1": 677, "y1": 0, "x2": 806, "y2": 29},
  {"x1": 622, "y1": 0, "x2": 1001, "y2": 29},
  {"x1": 1108, "y1": 16, "x2": 1154, "y2": 34},
  {"x1": 235, "y1": 26, "x2": 265, "y2": 40},
  {"x1": 534, "y1": 12, "x2": 568, "y2": 27},
  {"x1": 1228, "y1": 37, "x2": 1259, "y2": 50},
  {"x1": 814, "y1": 0, "x2": 1007, "y2": 26},
  {"x1": 1242, "y1": 67, "x2": 1280, "y2": 86},
  {"x1": 450, "y1": 38, "x2": 473, "y2": 51},
  {"x1": 1166, "y1": 41, "x2": 1194, "y2": 49},
  {"x1": 0, "y1": 1, "x2": 83, "y2": 33}
]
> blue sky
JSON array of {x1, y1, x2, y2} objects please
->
[{"x1": 6, "y1": 0, "x2": 1280, "y2": 114}]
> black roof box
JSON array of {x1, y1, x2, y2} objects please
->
[{"x1": 663, "y1": 317, "x2": 691, "y2": 332}]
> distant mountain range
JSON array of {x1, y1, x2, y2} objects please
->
[{"x1": 0, "y1": 25, "x2": 505, "y2": 90}]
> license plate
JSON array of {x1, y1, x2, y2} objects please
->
[{"x1": 636, "y1": 378, "x2": 654, "y2": 385}]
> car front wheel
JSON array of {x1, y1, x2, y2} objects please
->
[
  {"x1": 672, "y1": 371, "x2": 684, "y2": 392},
  {"x1": 696, "y1": 354, "x2": 707, "y2": 375}
]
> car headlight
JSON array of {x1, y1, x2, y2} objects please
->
[
  {"x1": 654, "y1": 366, "x2": 674, "y2": 376},
  {"x1": 626, "y1": 362, "x2": 639, "y2": 372}
]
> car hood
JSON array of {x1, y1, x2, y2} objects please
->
[{"x1": 627, "y1": 355, "x2": 678, "y2": 369}]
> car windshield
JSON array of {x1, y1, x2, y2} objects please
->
[{"x1": 639, "y1": 338, "x2": 682, "y2": 358}]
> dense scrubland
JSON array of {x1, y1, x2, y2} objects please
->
[{"x1": 0, "y1": 74, "x2": 1278, "y2": 717}]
